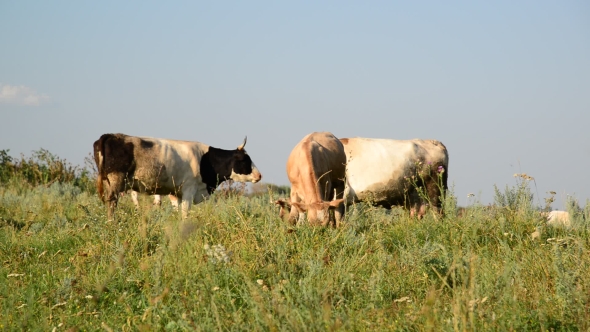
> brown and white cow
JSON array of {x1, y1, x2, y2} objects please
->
[
  {"x1": 340, "y1": 137, "x2": 449, "y2": 218},
  {"x1": 93, "y1": 133, "x2": 262, "y2": 220},
  {"x1": 275, "y1": 132, "x2": 346, "y2": 227}
]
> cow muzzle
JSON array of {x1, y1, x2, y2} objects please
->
[
  {"x1": 252, "y1": 169, "x2": 262, "y2": 183},
  {"x1": 230, "y1": 168, "x2": 262, "y2": 183}
]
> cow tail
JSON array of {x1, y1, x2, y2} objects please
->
[
  {"x1": 441, "y1": 144, "x2": 449, "y2": 194},
  {"x1": 430, "y1": 141, "x2": 449, "y2": 212},
  {"x1": 433, "y1": 140, "x2": 449, "y2": 193},
  {"x1": 438, "y1": 144, "x2": 449, "y2": 204},
  {"x1": 95, "y1": 135, "x2": 110, "y2": 203},
  {"x1": 96, "y1": 173, "x2": 104, "y2": 203},
  {"x1": 441, "y1": 163, "x2": 448, "y2": 194}
]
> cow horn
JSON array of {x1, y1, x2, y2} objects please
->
[{"x1": 237, "y1": 136, "x2": 247, "y2": 150}]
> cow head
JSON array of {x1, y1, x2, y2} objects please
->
[
  {"x1": 276, "y1": 198, "x2": 344, "y2": 226},
  {"x1": 229, "y1": 137, "x2": 262, "y2": 183},
  {"x1": 275, "y1": 199, "x2": 292, "y2": 220}
]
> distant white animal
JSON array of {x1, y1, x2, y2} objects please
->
[{"x1": 545, "y1": 210, "x2": 571, "y2": 228}]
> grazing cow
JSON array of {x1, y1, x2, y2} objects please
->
[
  {"x1": 340, "y1": 137, "x2": 449, "y2": 218},
  {"x1": 275, "y1": 132, "x2": 346, "y2": 227},
  {"x1": 93, "y1": 133, "x2": 262, "y2": 220}
]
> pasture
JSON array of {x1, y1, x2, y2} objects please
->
[{"x1": 1, "y1": 150, "x2": 589, "y2": 331}]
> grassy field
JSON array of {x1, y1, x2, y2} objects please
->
[{"x1": 1, "y1": 150, "x2": 589, "y2": 331}]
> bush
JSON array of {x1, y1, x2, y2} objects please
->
[{"x1": 0, "y1": 149, "x2": 95, "y2": 192}]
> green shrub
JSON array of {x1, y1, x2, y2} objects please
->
[{"x1": 0, "y1": 149, "x2": 95, "y2": 193}]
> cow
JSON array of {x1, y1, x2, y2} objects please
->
[
  {"x1": 275, "y1": 132, "x2": 346, "y2": 227},
  {"x1": 93, "y1": 133, "x2": 262, "y2": 220},
  {"x1": 340, "y1": 137, "x2": 449, "y2": 218}
]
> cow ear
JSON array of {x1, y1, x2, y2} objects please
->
[
  {"x1": 326, "y1": 199, "x2": 344, "y2": 210},
  {"x1": 275, "y1": 199, "x2": 291, "y2": 208},
  {"x1": 237, "y1": 136, "x2": 247, "y2": 150}
]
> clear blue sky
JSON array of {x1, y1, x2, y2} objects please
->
[{"x1": 1, "y1": 1, "x2": 589, "y2": 209}]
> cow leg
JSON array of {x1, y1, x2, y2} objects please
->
[
  {"x1": 409, "y1": 201, "x2": 427, "y2": 219},
  {"x1": 287, "y1": 191, "x2": 302, "y2": 225},
  {"x1": 107, "y1": 199, "x2": 118, "y2": 221},
  {"x1": 287, "y1": 206, "x2": 301, "y2": 225},
  {"x1": 105, "y1": 173, "x2": 125, "y2": 221},
  {"x1": 297, "y1": 210, "x2": 305, "y2": 224},
  {"x1": 287, "y1": 203, "x2": 306, "y2": 225},
  {"x1": 179, "y1": 191, "x2": 194, "y2": 219},
  {"x1": 333, "y1": 201, "x2": 344, "y2": 227},
  {"x1": 153, "y1": 195, "x2": 162, "y2": 207},
  {"x1": 169, "y1": 195, "x2": 179, "y2": 210},
  {"x1": 417, "y1": 203, "x2": 427, "y2": 219},
  {"x1": 407, "y1": 185, "x2": 429, "y2": 219},
  {"x1": 341, "y1": 183, "x2": 354, "y2": 226},
  {"x1": 180, "y1": 186, "x2": 202, "y2": 219},
  {"x1": 407, "y1": 190, "x2": 419, "y2": 219},
  {"x1": 130, "y1": 191, "x2": 140, "y2": 209},
  {"x1": 333, "y1": 183, "x2": 345, "y2": 227},
  {"x1": 425, "y1": 178, "x2": 444, "y2": 217},
  {"x1": 179, "y1": 199, "x2": 192, "y2": 219}
]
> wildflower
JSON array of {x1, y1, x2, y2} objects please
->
[
  {"x1": 204, "y1": 244, "x2": 231, "y2": 264},
  {"x1": 7, "y1": 273, "x2": 24, "y2": 278},
  {"x1": 257, "y1": 279, "x2": 264, "y2": 286},
  {"x1": 394, "y1": 296, "x2": 412, "y2": 303},
  {"x1": 514, "y1": 173, "x2": 534, "y2": 181},
  {"x1": 437, "y1": 166, "x2": 444, "y2": 173},
  {"x1": 51, "y1": 302, "x2": 67, "y2": 310},
  {"x1": 467, "y1": 193, "x2": 475, "y2": 198},
  {"x1": 468, "y1": 297, "x2": 488, "y2": 311}
]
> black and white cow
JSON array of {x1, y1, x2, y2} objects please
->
[
  {"x1": 93, "y1": 133, "x2": 262, "y2": 220},
  {"x1": 340, "y1": 137, "x2": 449, "y2": 218}
]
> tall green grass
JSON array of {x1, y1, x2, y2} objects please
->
[{"x1": 1, "y1": 149, "x2": 589, "y2": 331}]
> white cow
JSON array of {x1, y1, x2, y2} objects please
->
[{"x1": 340, "y1": 137, "x2": 449, "y2": 218}]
